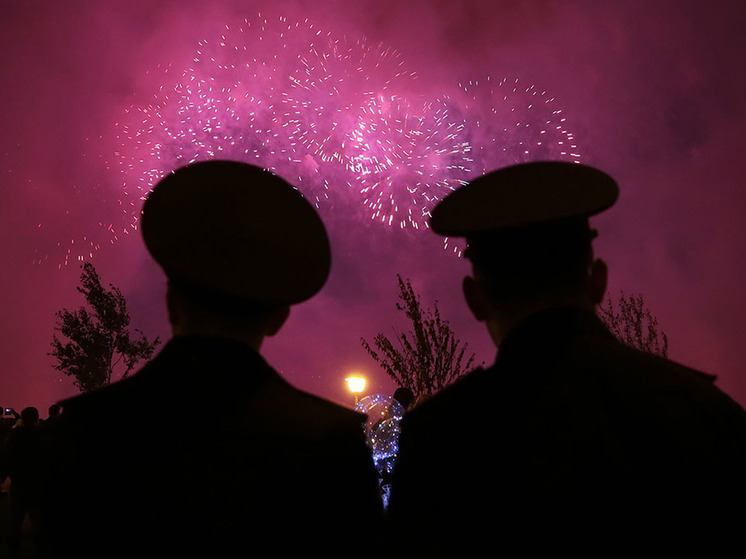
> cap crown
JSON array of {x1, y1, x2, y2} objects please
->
[
  {"x1": 430, "y1": 161, "x2": 618, "y2": 236},
  {"x1": 142, "y1": 160, "x2": 331, "y2": 306}
]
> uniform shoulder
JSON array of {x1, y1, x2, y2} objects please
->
[
  {"x1": 587, "y1": 340, "x2": 738, "y2": 402},
  {"x1": 570, "y1": 340, "x2": 746, "y2": 438},
  {"x1": 59, "y1": 374, "x2": 143, "y2": 418},
  {"x1": 289, "y1": 384, "x2": 365, "y2": 423},
  {"x1": 406, "y1": 367, "x2": 493, "y2": 422},
  {"x1": 249, "y1": 374, "x2": 366, "y2": 436}
]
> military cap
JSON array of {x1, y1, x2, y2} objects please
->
[
  {"x1": 429, "y1": 161, "x2": 618, "y2": 237},
  {"x1": 141, "y1": 160, "x2": 331, "y2": 307}
]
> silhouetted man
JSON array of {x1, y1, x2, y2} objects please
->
[
  {"x1": 387, "y1": 161, "x2": 746, "y2": 555},
  {"x1": 4, "y1": 407, "x2": 45, "y2": 556},
  {"x1": 43, "y1": 161, "x2": 381, "y2": 557}
]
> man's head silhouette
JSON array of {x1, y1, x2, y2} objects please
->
[
  {"x1": 141, "y1": 159, "x2": 331, "y2": 348},
  {"x1": 430, "y1": 161, "x2": 618, "y2": 345}
]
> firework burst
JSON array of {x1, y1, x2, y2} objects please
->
[
  {"x1": 456, "y1": 76, "x2": 581, "y2": 173},
  {"x1": 282, "y1": 34, "x2": 416, "y2": 170},
  {"x1": 116, "y1": 15, "x2": 327, "y2": 194},
  {"x1": 348, "y1": 94, "x2": 473, "y2": 230},
  {"x1": 435, "y1": 76, "x2": 582, "y2": 256},
  {"x1": 40, "y1": 15, "x2": 584, "y2": 266}
]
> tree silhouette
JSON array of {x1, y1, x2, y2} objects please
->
[
  {"x1": 362, "y1": 275, "x2": 478, "y2": 400},
  {"x1": 50, "y1": 263, "x2": 160, "y2": 393},
  {"x1": 598, "y1": 290, "x2": 669, "y2": 358}
]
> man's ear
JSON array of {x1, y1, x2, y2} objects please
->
[
  {"x1": 588, "y1": 258, "x2": 608, "y2": 306},
  {"x1": 166, "y1": 283, "x2": 181, "y2": 330},
  {"x1": 463, "y1": 276, "x2": 490, "y2": 322},
  {"x1": 262, "y1": 305, "x2": 291, "y2": 337}
]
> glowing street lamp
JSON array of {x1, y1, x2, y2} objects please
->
[{"x1": 345, "y1": 376, "x2": 366, "y2": 405}]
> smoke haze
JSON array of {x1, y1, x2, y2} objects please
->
[{"x1": 2, "y1": 1, "x2": 746, "y2": 410}]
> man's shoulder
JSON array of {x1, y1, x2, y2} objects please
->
[
  {"x1": 59, "y1": 374, "x2": 142, "y2": 418},
  {"x1": 578, "y1": 337, "x2": 740, "y2": 403},
  {"x1": 605, "y1": 347, "x2": 746, "y2": 427},
  {"x1": 250, "y1": 376, "x2": 366, "y2": 437},
  {"x1": 58, "y1": 340, "x2": 180, "y2": 416},
  {"x1": 404, "y1": 367, "x2": 494, "y2": 426}
]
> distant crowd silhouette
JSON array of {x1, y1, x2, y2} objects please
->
[
  {"x1": 2, "y1": 159, "x2": 745, "y2": 558},
  {"x1": 0, "y1": 406, "x2": 60, "y2": 557}
]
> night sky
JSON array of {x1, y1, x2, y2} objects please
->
[{"x1": 2, "y1": 1, "x2": 746, "y2": 412}]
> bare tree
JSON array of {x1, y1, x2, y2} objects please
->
[
  {"x1": 362, "y1": 275, "x2": 478, "y2": 400},
  {"x1": 50, "y1": 263, "x2": 160, "y2": 392},
  {"x1": 598, "y1": 290, "x2": 669, "y2": 358}
]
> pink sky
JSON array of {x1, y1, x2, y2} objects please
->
[{"x1": 2, "y1": 1, "x2": 745, "y2": 411}]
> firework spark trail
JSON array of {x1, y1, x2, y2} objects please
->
[
  {"x1": 31, "y1": 138, "x2": 123, "y2": 268},
  {"x1": 348, "y1": 94, "x2": 473, "y2": 230},
  {"x1": 41, "y1": 15, "x2": 583, "y2": 266},
  {"x1": 278, "y1": 34, "x2": 419, "y2": 208},
  {"x1": 116, "y1": 15, "x2": 327, "y2": 194},
  {"x1": 438, "y1": 76, "x2": 583, "y2": 255},
  {"x1": 283, "y1": 35, "x2": 417, "y2": 170},
  {"x1": 456, "y1": 76, "x2": 581, "y2": 173}
]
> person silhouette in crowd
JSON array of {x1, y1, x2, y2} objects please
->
[
  {"x1": 42, "y1": 160, "x2": 381, "y2": 557},
  {"x1": 0, "y1": 409, "x2": 15, "y2": 491},
  {"x1": 392, "y1": 387, "x2": 414, "y2": 412},
  {"x1": 43, "y1": 405, "x2": 60, "y2": 426},
  {"x1": 0, "y1": 408, "x2": 20, "y2": 440},
  {"x1": 4, "y1": 407, "x2": 45, "y2": 557},
  {"x1": 387, "y1": 161, "x2": 746, "y2": 555}
]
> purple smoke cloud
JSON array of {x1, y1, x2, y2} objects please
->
[{"x1": 2, "y1": 1, "x2": 745, "y2": 411}]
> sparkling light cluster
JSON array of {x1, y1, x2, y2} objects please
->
[
  {"x1": 46, "y1": 14, "x2": 581, "y2": 266},
  {"x1": 355, "y1": 393, "x2": 406, "y2": 475}
]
